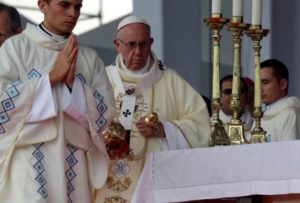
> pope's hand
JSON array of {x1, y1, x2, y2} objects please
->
[{"x1": 136, "y1": 118, "x2": 166, "y2": 138}]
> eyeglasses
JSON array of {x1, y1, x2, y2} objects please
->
[
  {"x1": 222, "y1": 88, "x2": 247, "y2": 95},
  {"x1": 118, "y1": 38, "x2": 150, "y2": 50}
]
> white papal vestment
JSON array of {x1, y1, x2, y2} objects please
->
[
  {"x1": 95, "y1": 53, "x2": 211, "y2": 202},
  {"x1": 0, "y1": 23, "x2": 115, "y2": 203}
]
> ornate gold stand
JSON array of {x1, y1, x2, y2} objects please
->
[
  {"x1": 250, "y1": 107, "x2": 267, "y2": 143},
  {"x1": 227, "y1": 16, "x2": 249, "y2": 145},
  {"x1": 210, "y1": 99, "x2": 231, "y2": 146},
  {"x1": 204, "y1": 14, "x2": 231, "y2": 146},
  {"x1": 245, "y1": 25, "x2": 269, "y2": 143}
]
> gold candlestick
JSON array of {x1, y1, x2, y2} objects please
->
[
  {"x1": 204, "y1": 14, "x2": 231, "y2": 146},
  {"x1": 245, "y1": 25, "x2": 269, "y2": 143},
  {"x1": 227, "y1": 16, "x2": 249, "y2": 145}
]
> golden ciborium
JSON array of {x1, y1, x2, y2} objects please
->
[
  {"x1": 144, "y1": 112, "x2": 159, "y2": 129},
  {"x1": 103, "y1": 122, "x2": 129, "y2": 159}
]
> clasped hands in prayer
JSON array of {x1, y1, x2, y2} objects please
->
[
  {"x1": 49, "y1": 34, "x2": 78, "y2": 88},
  {"x1": 136, "y1": 118, "x2": 166, "y2": 138}
]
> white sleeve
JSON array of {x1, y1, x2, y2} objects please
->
[
  {"x1": 160, "y1": 121, "x2": 190, "y2": 150},
  {"x1": 62, "y1": 77, "x2": 88, "y2": 129},
  {"x1": 25, "y1": 74, "x2": 57, "y2": 123}
]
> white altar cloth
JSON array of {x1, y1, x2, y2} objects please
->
[{"x1": 132, "y1": 140, "x2": 300, "y2": 203}]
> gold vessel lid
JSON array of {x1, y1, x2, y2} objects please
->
[{"x1": 144, "y1": 112, "x2": 159, "y2": 128}]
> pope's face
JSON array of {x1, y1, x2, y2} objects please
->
[
  {"x1": 38, "y1": 0, "x2": 82, "y2": 35},
  {"x1": 114, "y1": 23, "x2": 153, "y2": 71}
]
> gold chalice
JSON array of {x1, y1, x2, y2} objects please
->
[{"x1": 103, "y1": 122, "x2": 129, "y2": 159}]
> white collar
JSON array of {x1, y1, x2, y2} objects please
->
[
  {"x1": 23, "y1": 23, "x2": 67, "y2": 50},
  {"x1": 37, "y1": 22, "x2": 70, "y2": 42},
  {"x1": 264, "y1": 96, "x2": 288, "y2": 111},
  {"x1": 107, "y1": 52, "x2": 165, "y2": 96}
]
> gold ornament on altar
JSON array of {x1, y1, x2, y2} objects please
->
[
  {"x1": 204, "y1": 13, "x2": 231, "y2": 146},
  {"x1": 103, "y1": 122, "x2": 129, "y2": 159},
  {"x1": 205, "y1": 0, "x2": 269, "y2": 146},
  {"x1": 226, "y1": 16, "x2": 249, "y2": 145},
  {"x1": 246, "y1": 25, "x2": 269, "y2": 143}
]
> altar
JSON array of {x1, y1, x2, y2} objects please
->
[{"x1": 132, "y1": 140, "x2": 300, "y2": 203}]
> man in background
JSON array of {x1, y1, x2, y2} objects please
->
[
  {"x1": 219, "y1": 74, "x2": 253, "y2": 140},
  {"x1": 260, "y1": 58, "x2": 300, "y2": 141},
  {"x1": 0, "y1": 2, "x2": 22, "y2": 46}
]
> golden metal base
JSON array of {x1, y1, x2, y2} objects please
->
[
  {"x1": 210, "y1": 120, "x2": 231, "y2": 146},
  {"x1": 228, "y1": 121, "x2": 247, "y2": 145},
  {"x1": 209, "y1": 100, "x2": 231, "y2": 146},
  {"x1": 250, "y1": 129, "x2": 267, "y2": 143},
  {"x1": 250, "y1": 107, "x2": 267, "y2": 143},
  {"x1": 227, "y1": 96, "x2": 248, "y2": 145}
]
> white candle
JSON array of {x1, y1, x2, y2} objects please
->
[
  {"x1": 212, "y1": 0, "x2": 221, "y2": 14},
  {"x1": 251, "y1": 0, "x2": 262, "y2": 25},
  {"x1": 233, "y1": 0, "x2": 243, "y2": 16}
]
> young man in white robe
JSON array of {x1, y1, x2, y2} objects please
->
[
  {"x1": 95, "y1": 15, "x2": 211, "y2": 203},
  {"x1": 260, "y1": 58, "x2": 300, "y2": 141},
  {"x1": 239, "y1": 60, "x2": 300, "y2": 203},
  {"x1": 0, "y1": 0, "x2": 115, "y2": 202},
  {"x1": 219, "y1": 75, "x2": 253, "y2": 141}
]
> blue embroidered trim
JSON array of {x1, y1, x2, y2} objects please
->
[
  {"x1": 28, "y1": 69, "x2": 42, "y2": 79},
  {"x1": 65, "y1": 144, "x2": 78, "y2": 203},
  {"x1": 94, "y1": 91, "x2": 103, "y2": 101},
  {"x1": 0, "y1": 69, "x2": 42, "y2": 134},
  {"x1": 75, "y1": 73, "x2": 108, "y2": 130},
  {"x1": 94, "y1": 91, "x2": 107, "y2": 130},
  {"x1": 0, "y1": 80, "x2": 22, "y2": 134},
  {"x1": 12, "y1": 80, "x2": 22, "y2": 86},
  {"x1": 76, "y1": 73, "x2": 86, "y2": 84},
  {"x1": 32, "y1": 143, "x2": 48, "y2": 199}
]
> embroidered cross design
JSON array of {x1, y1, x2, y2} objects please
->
[
  {"x1": 158, "y1": 60, "x2": 165, "y2": 71},
  {"x1": 125, "y1": 88, "x2": 135, "y2": 95},
  {"x1": 122, "y1": 109, "x2": 131, "y2": 117}
]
